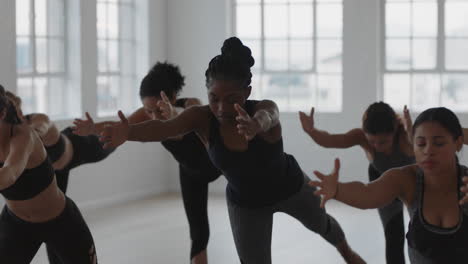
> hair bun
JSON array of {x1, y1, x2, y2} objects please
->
[{"x1": 221, "y1": 37, "x2": 255, "y2": 68}]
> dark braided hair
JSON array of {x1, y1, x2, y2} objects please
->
[
  {"x1": 362, "y1": 102, "x2": 397, "y2": 135},
  {"x1": 0, "y1": 84, "x2": 22, "y2": 124},
  {"x1": 205, "y1": 37, "x2": 255, "y2": 89},
  {"x1": 139, "y1": 62, "x2": 185, "y2": 99}
]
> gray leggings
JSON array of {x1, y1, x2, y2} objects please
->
[{"x1": 227, "y1": 176, "x2": 345, "y2": 264}]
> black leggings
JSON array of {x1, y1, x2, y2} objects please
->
[
  {"x1": 47, "y1": 127, "x2": 115, "y2": 264},
  {"x1": 369, "y1": 164, "x2": 406, "y2": 264},
  {"x1": 0, "y1": 197, "x2": 97, "y2": 264},
  {"x1": 179, "y1": 164, "x2": 220, "y2": 260}
]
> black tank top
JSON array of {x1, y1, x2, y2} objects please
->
[
  {"x1": 207, "y1": 100, "x2": 304, "y2": 208},
  {"x1": 406, "y1": 165, "x2": 468, "y2": 262},
  {"x1": 0, "y1": 126, "x2": 55, "y2": 201},
  {"x1": 161, "y1": 98, "x2": 221, "y2": 178},
  {"x1": 25, "y1": 114, "x2": 65, "y2": 163}
]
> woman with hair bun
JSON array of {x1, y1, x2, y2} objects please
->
[{"x1": 99, "y1": 37, "x2": 365, "y2": 264}]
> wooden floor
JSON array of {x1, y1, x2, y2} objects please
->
[{"x1": 31, "y1": 193, "x2": 410, "y2": 263}]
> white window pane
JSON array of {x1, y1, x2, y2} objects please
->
[
  {"x1": 36, "y1": 38, "x2": 48, "y2": 72},
  {"x1": 236, "y1": 5, "x2": 261, "y2": 38},
  {"x1": 98, "y1": 40, "x2": 107, "y2": 72},
  {"x1": 17, "y1": 78, "x2": 34, "y2": 114},
  {"x1": 16, "y1": 37, "x2": 33, "y2": 73},
  {"x1": 265, "y1": 40, "x2": 288, "y2": 71},
  {"x1": 98, "y1": 76, "x2": 114, "y2": 116},
  {"x1": 108, "y1": 41, "x2": 119, "y2": 71},
  {"x1": 288, "y1": 74, "x2": 316, "y2": 112},
  {"x1": 386, "y1": 3, "x2": 411, "y2": 37},
  {"x1": 97, "y1": 2, "x2": 108, "y2": 38},
  {"x1": 48, "y1": 0, "x2": 65, "y2": 37},
  {"x1": 384, "y1": 74, "x2": 410, "y2": 110},
  {"x1": 290, "y1": 40, "x2": 313, "y2": 71},
  {"x1": 412, "y1": 2, "x2": 437, "y2": 37},
  {"x1": 237, "y1": 0, "x2": 260, "y2": 3},
  {"x1": 121, "y1": 41, "x2": 135, "y2": 75},
  {"x1": 121, "y1": 76, "x2": 138, "y2": 113},
  {"x1": 16, "y1": 0, "x2": 31, "y2": 36},
  {"x1": 446, "y1": 2, "x2": 468, "y2": 37},
  {"x1": 35, "y1": 0, "x2": 47, "y2": 36},
  {"x1": 411, "y1": 74, "x2": 440, "y2": 112},
  {"x1": 261, "y1": 73, "x2": 290, "y2": 110},
  {"x1": 242, "y1": 39, "x2": 261, "y2": 71},
  {"x1": 316, "y1": 75, "x2": 342, "y2": 112},
  {"x1": 264, "y1": 4, "x2": 288, "y2": 38},
  {"x1": 108, "y1": 4, "x2": 119, "y2": 39},
  {"x1": 48, "y1": 39, "x2": 65, "y2": 72},
  {"x1": 386, "y1": 39, "x2": 410, "y2": 70},
  {"x1": 442, "y1": 74, "x2": 468, "y2": 111},
  {"x1": 290, "y1": 0, "x2": 313, "y2": 3},
  {"x1": 120, "y1": 5, "x2": 135, "y2": 40},
  {"x1": 445, "y1": 39, "x2": 468, "y2": 70},
  {"x1": 34, "y1": 77, "x2": 47, "y2": 113},
  {"x1": 317, "y1": 39, "x2": 342, "y2": 73},
  {"x1": 264, "y1": 0, "x2": 287, "y2": 3},
  {"x1": 109, "y1": 75, "x2": 120, "y2": 109},
  {"x1": 412, "y1": 38, "x2": 436, "y2": 69},
  {"x1": 290, "y1": 4, "x2": 313, "y2": 38},
  {"x1": 48, "y1": 77, "x2": 65, "y2": 117},
  {"x1": 317, "y1": 3, "x2": 342, "y2": 37}
]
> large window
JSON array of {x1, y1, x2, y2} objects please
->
[
  {"x1": 97, "y1": 0, "x2": 137, "y2": 117},
  {"x1": 383, "y1": 0, "x2": 468, "y2": 112},
  {"x1": 234, "y1": 0, "x2": 343, "y2": 112},
  {"x1": 16, "y1": 0, "x2": 69, "y2": 118}
]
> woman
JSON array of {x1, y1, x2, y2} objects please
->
[
  {"x1": 311, "y1": 107, "x2": 468, "y2": 263},
  {"x1": 0, "y1": 84, "x2": 97, "y2": 263},
  {"x1": 299, "y1": 102, "x2": 414, "y2": 263},
  {"x1": 6, "y1": 91, "x2": 114, "y2": 264},
  {"x1": 73, "y1": 62, "x2": 222, "y2": 264},
  {"x1": 99, "y1": 37, "x2": 365, "y2": 264}
]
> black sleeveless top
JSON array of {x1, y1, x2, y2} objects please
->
[
  {"x1": 0, "y1": 126, "x2": 55, "y2": 201},
  {"x1": 207, "y1": 100, "x2": 304, "y2": 208},
  {"x1": 25, "y1": 114, "x2": 65, "y2": 163},
  {"x1": 406, "y1": 165, "x2": 468, "y2": 263},
  {"x1": 161, "y1": 98, "x2": 221, "y2": 179}
]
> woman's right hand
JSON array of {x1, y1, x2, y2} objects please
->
[
  {"x1": 309, "y1": 158, "x2": 341, "y2": 208},
  {"x1": 299, "y1": 107, "x2": 315, "y2": 134},
  {"x1": 72, "y1": 112, "x2": 96, "y2": 136},
  {"x1": 100, "y1": 111, "x2": 129, "y2": 149}
]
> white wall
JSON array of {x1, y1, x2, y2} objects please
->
[
  {"x1": 0, "y1": 0, "x2": 175, "y2": 209},
  {"x1": 165, "y1": 0, "x2": 468, "y2": 193}
]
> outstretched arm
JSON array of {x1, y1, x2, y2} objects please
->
[
  {"x1": 309, "y1": 159, "x2": 405, "y2": 209},
  {"x1": 299, "y1": 107, "x2": 365, "y2": 149},
  {"x1": 100, "y1": 105, "x2": 207, "y2": 148}
]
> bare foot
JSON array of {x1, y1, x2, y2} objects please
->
[{"x1": 192, "y1": 250, "x2": 208, "y2": 264}]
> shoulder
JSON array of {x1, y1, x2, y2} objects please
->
[
  {"x1": 183, "y1": 97, "x2": 203, "y2": 108},
  {"x1": 385, "y1": 164, "x2": 418, "y2": 203}
]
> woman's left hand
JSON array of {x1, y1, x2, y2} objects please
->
[{"x1": 234, "y1": 103, "x2": 261, "y2": 141}]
